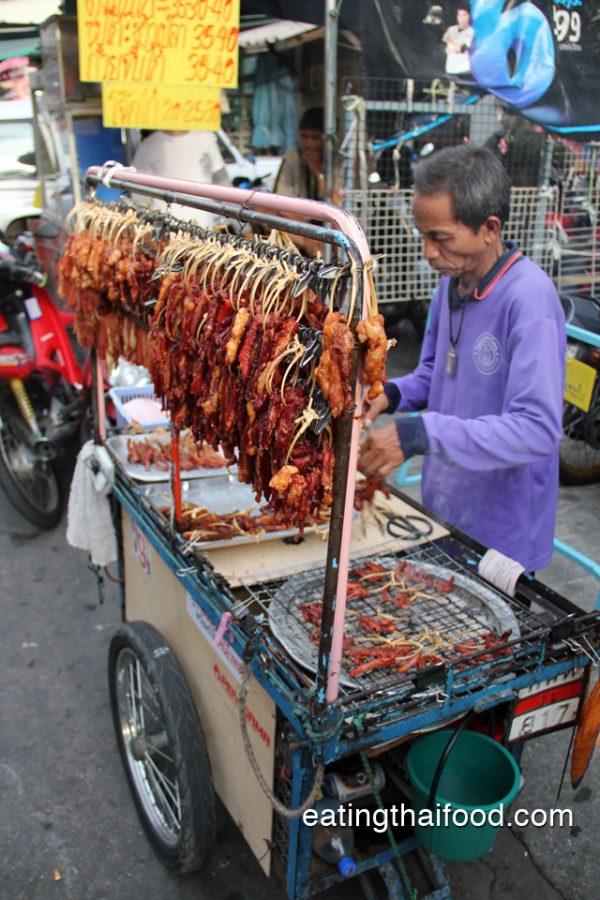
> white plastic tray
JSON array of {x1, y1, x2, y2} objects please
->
[
  {"x1": 107, "y1": 433, "x2": 233, "y2": 482},
  {"x1": 141, "y1": 477, "x2": 330, "y2": 550}
]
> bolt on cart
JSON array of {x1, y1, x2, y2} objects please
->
[{"x1": 61, "y1": 164, "x2": 600, "y2": 900}]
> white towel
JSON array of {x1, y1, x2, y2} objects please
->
[
  {"x1": 478, "y1": 548, "x2": 525, "y2": 597},
  {"x1": 66, "y1": 441, "x2": 117, "y2": 567}
]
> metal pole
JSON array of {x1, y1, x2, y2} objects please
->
[{"x1": 324, "y1": 0, "x2": 339, "y2": 205}]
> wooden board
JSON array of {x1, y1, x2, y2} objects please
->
[{"x1": 122, "y1": 510, "x2": 275, "y2": 876}]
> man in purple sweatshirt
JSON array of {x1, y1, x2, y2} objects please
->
[{"x1": 359, "y1": 145, "x2": 565, "y2": 572}]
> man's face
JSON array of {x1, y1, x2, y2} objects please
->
[
  {"x1": 457, "y1": 9, "x2": 470, "y2": 28},
  {"x1": 413, "y1": 192, "x2": 493, "y2": 280}
]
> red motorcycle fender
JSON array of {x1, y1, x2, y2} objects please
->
[
  {"x1": 0, "y1": 346, "x2": 35, "y2": 379},
  {"x1": 28, "y1": 284, "x2": 83, "y2": 385}
]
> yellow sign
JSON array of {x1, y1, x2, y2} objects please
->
[
  {"x1": 102, "y1": 82, "x2": 221, "y2": 130},
  {"x1": 564, "y1": 356, "x2": 597, "y2": 412},
  {"x1": 78, "y1": 0, "x2": 239, "y2": 88}
]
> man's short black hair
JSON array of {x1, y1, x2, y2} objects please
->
[
  {"x1": 299, "y1": 106, "x2": 324, "y2": 133},
  {"x1": 413, "y1": 145, "x2": 511, "y2": 231}
]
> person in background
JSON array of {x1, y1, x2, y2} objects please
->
[
  {"x1": 274, "y1": 107, "x2": 340, "y2": 257},
  {"x1": 442, "y1": 7, "x2": 474, "y2": 76},
  {"x1": 131, "y1": 130, "x2": 230, "y2": 229},
  {"x1": 484, "y1": 105, "x2": 545, "y2": 187},
  {"x1": 359, "y1": 145, "x2": 565, "y2": 573}
]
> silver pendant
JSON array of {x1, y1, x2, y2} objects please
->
[{"x1": 446, "y1": 348, "x2": 458, "y2": 375}]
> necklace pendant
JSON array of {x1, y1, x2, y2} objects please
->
[{"x1": 446, "y1": 348, "x2": 458, "y2": 376}]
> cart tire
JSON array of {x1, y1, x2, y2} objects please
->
[{"x1": 108, "y1": 621, "x2": 216, "y2": 873}]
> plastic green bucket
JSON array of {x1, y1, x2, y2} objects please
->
[{"x1": 406, "y1": 729, "x2": 521, "y2": 861}]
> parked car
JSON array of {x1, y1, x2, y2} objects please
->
[
  {"x1": 0, "y1": 100, "x2": 44, "y2": 237},
  {"x1": 216, "y1": 130, "x2": 281, "y2": 191}
]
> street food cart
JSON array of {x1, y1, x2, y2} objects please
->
[{"x1": 61, "y1": 166, "x2": 600, "y2": 899}]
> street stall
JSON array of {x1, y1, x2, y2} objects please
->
[{"x1": 61, "y1": 166, "x2": 600, "y2": 899}]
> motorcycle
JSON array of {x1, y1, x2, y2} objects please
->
[
  {"x1": 560, "y1": 293, "x2": 600, "y2": 485},
  {"x1": 0, "y1": 231, "x2": 90, "y2": 527}
]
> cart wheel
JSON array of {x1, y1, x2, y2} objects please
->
[{"x1": 108, "y1": 621, "x2": 216, "y2": 873}]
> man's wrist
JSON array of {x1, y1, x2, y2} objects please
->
[
  {"x1": 383, "y1": 381, "x2": 401, "y2": 413},
  {"x1": 394, "y1": 414, "x2": 429, "y2": 459}
]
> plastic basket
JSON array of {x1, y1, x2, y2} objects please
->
[{"x1": 108, "y1": 385, "x2": 170, "y2": 430}]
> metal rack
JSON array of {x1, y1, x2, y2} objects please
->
[{"x1": 83, "y1": 161, "x2": 375, "y2": 711}]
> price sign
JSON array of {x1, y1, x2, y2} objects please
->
[
  {"x1": 102, "y1": 82, "x2": 221, "y2": 130},
  {"x1": 78, "y1": 0, "x2": 239, "y2": 88}
]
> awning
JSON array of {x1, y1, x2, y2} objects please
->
[
  {"x1": 0, "y1": 36, "x2": 40, "y2": 60},
  {"x1": 0, "y1": 1, "x2": 61, "y2": 25},
  {"x1": 239, "y1": 19, "x2": 322, "y2": 54}
]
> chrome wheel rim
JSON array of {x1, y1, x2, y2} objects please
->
[
  {"x1": 0, "y1": 413, "x2": 59, "y2": 513},
  {"x1": 561, "y1": 405, "x2": 600, "y2": 474},
  {"x1": 114, "y1": 648, "x2": 182, "y2": 848}
]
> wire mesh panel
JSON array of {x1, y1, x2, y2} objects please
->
[
  {"x1": 339, "y1": 77, "x2": 573, "y2": 305},
  {"x1": 554, "y1": 181, "x2": 600, "y2": 297},
  {"x1": 342, "y1": 185, "x2": 559, "y2": 304}
]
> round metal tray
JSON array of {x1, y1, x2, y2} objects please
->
[{"x1": 268, "y1": 557, "x2": 521, "y2": 689}]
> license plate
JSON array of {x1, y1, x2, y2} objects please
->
[
  {"x1": 564, "y1": 357, "x2": 597, "y2": 412},
  {"x1": 506, "y1": 668, "x2": 586, "y2": 743}
]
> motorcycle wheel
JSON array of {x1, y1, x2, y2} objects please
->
[
  {"x1": 559, "y1": 400, "x2": 600, "y2": 486},
  {"x1": 108, "y1": 622, "x2": 216, "y2": 873},
  {"x1": 0, "y1": 396, "x2": 62, "y2": 528}
]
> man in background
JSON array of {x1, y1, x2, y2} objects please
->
[
  {"x1": 485, "y1": 105, "x2": 545, "y2": 187},
  {"x1": 131, "y1": 130, "x2": 230, "y2": 229},
  {"x1": 442, "y1": 7, "x2": 474, "y2": 76}
]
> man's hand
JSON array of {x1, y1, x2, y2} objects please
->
[
  {"x1": 363, "y1": 392, "x2": 390, "y2": 429},
  {"x1": 358, "y1": 423, "x2": 405, "y2": 479}
]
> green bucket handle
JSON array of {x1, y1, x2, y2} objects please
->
[{"x1": 427, "y1": 712, "x2": 476, "y2": 811}]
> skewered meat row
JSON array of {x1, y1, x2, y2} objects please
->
[
  {"x1": 57, "y1": 203, "x2": 394, "y2": 529},
  {"x1": 161, "y1": 501, "x2": 316, "y2": 543},
  {"x1": 147, "y1": 274, "x2": 335, "y2": 529},
  {"x1": 57, "y1": 229, "x2": 156, "y2": 367}
]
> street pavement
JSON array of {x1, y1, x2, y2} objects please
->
[{"x1": 1, "y1": 326, "x2": 599, "y2": 899}]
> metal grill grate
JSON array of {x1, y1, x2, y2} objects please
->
[{"x1": 240, "y1": 541, "x2": 550, "y2": 702}]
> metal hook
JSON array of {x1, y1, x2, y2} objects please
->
[
  {"x1": 581, "y1": 634, "x2": 600, "y2": 666},
  {"x1": 566, "y1": 637, "x2": 599, "y2": 666},
  {"x1": 236, "y1": 187, "x2": 265, "y2": 230}
]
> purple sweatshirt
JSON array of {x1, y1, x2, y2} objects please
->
[{"x1": 388, "y1": 257, "x2": 566, "y2": 571}]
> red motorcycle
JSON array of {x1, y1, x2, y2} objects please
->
[{"x1": 0, "y1": 233, "x2": 91, "y2": 527}]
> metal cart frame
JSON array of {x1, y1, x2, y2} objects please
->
[{"x1": 79, "y1": 167, "x2": 600, "y2": 899}]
